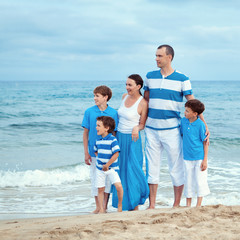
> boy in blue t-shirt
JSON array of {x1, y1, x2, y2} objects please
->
[
  {"x1": 180, "y1": 99, "x2": 210, "y2": 207},
  {"x1": 94, "y1": 116, "x2": 123, "y2": 213},
  {"x1": 82, "y1": 86, "x2": 118, "y2": 213}
]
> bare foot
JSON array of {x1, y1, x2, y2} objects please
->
[
  {"x1": 92, "y1": 209, "x2": 100, "y2": 214},
  {"x1": 173, "y1": 204, "x2": 180, "y2": 208},
  {"x1": 134, "y1": 206, "x2": 139, "y2": 211},
  {"x1": 118, "y1": 204, "x2": 122, "y2": 212},
  {"x1": 98, "y1": 209, "x2": 106, "y2": 214},
  {"x1": 147, "y1": 206, "x2": 155, "y2": 210}
]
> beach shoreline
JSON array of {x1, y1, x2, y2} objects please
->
[{"x1": 1, "y1": 204, "x2": 239, "y2": 240}]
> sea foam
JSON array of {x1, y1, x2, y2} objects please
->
[{"x1": 0, "y1": 164, "x2": 90, "y2": 187}]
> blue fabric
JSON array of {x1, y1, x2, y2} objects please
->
[
  {"x1": 112, "y1": 132, "x2": 149, "y2": 210},
  {"x1": 144, "y1": 69, "x2": 193, "y2": 130},
  {"x1": 81, "y1": 105, "x2": 118, "y2": 157},
  {"x1": 180, "y1": 117, "x2": 206, "y2": 160},
  {"x1": 149, "y1": 89, "x2": 184, "y2": 102},
  {"x1": 148, "y1": 108, "x2": 181, "y2": 120},
  {"x1": 94, "y1": 133, "x2": 120, "y2": 170}
]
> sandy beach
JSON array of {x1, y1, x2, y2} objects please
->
[{"x1": 0, "y1": 205, "x2": 239, "y2": 240}]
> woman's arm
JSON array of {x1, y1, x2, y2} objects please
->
[{"x1": 132, "y1": 99, "x2": 148, "y2": 141}]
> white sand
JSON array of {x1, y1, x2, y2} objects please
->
[{"x1": 0, "y1": 205, "x2": 239, "y2": 240}]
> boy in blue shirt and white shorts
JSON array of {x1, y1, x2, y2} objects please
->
[
  {"x1": 82, "y1": 86, "x2": 118, "y2": 213},
  {"x1": 180, "y1": 99, "x2": 210, "y2": 207},
  {"x1": 94, "y1": 116, "x2": 123, "y2": 213}
]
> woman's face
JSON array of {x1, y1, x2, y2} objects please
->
[{"x1": 126, "y1": 78, "x2": 140, "y2": 95}]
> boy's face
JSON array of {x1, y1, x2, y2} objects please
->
[
  {"x1": 94, "y1": 93, "x2": 108, "y2": 106},
  {"x1": 96, "y1": 120, "x2": 109, "y2": 136},
  {"x1": 184, "y1": 107, "x2": 197, "y2": 120}
]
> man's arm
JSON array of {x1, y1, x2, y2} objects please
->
[
  {"x1": 144, "y1": 90, "x2": 149, "y2": 103},
  {"x1": 83, "y1": 128, "x2": 91, "y2": 165}
]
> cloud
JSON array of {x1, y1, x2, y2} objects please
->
[{"x1": 0, "y1": 0, "x2": 240, "y2": 81}]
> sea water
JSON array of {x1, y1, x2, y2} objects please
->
[{"x1": 0, "y1": 80, "x2": 239, "y2": 219}]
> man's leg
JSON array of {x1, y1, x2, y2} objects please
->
[
  {"x1": 162, "y1": 128, "x2": 184, "y2": 207},
  {"x1": 145, "y1": 128, "x2": 162, "y2": 209}
]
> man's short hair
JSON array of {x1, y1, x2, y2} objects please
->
[
  {"x1": 97, "y1": 116, "x2": 115, "y2": 133},
  {"x1": 158, "y1": 44, "x2": 174, "y2": 61},
  {"x1": 93, "y1": 85, "x2": 112, "y2": 101},
  {"x1": 185, "y1": 99, "x2": 205, "y2": 115}
]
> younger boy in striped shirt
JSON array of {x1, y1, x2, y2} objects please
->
[{"x1": 94, "y1": 116, "x2": 123, "y2": 213}]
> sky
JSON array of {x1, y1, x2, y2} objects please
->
[{"x1": 0, "y1": 0, "x2": 240, "y2": 81}]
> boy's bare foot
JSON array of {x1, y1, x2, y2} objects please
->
[
  {"x1": 98, "y1": 209, "x2": 106, "y2": 214},
  {"x1": 92, "y1": 209, "x2": 100, "y2": 214}
]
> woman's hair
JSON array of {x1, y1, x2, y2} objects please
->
[{"x1": 128, "y1": 74, "x2": 143, "y2": 95}]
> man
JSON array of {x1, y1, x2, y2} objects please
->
[{"x1": 144, "y1": 44, "x2": 209, "y2": 208}]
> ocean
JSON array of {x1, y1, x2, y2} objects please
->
[{"x1": 0, "y1": 80, "x2": 240, "y2": 220}]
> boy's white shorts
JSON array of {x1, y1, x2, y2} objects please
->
[
  {"x1": 183, "y1": 160, "x2": 210, "y2": 198},
  {"x1": 95, "y1": 168, "x2": 121, "y2": 189},
  {"x1": 145, "y1": 127, "x2": 184, "y2": 186},
  {"x1": 90, "y1": 157, "x2": 111, "y2": 196}
]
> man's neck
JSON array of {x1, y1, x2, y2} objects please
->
[
  {"x1": 160, "y1": 66, "x2": 174, "y2": 78},
  {"x1": 98, "y1": 103, "x2": 108, "y2": 111}
]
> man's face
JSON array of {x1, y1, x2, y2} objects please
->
[{"x1": 155, "y1": 47, "x2": 171, "y2": 68}]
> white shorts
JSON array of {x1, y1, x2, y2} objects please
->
[
  {"x1": 184, "y1": 160, "x2": 210, "y2": 198},
  {"x1": 90, "y1": 157, "x2": 111, "y2": 196},
  {"x1": 95, "y1": 168, "x2": 121, "y2": 189},
  {"x1": 145, "y1": 127, "x2": 184, "y2": 186}
]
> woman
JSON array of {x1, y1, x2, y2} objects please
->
[{"x1": 112, "y1": 74, "x2": 149, "y2": 211}]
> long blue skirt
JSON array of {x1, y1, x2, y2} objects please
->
[{"x1": 112, "y1": 132, "x2": 149, "y2": 210}]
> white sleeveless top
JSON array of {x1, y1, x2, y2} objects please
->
[{"x1": 117, "y1": 95, "x2": 143, "y2": 134}]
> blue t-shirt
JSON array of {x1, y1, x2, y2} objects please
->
[
  {"x1": 82, "y1": 105, "x2": 118, "y2": 157},
  {"x1": 144, "y1": 70, "x2": 193, "y2": 130},
  {"x1": 94, "y1": 133, "x2": 120, "y2": 171},
  {"x1": 180, "y1": 117, "x2": 206, "y2": 160}
]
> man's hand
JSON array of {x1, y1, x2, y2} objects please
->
[{"x1": 205, "y1": 128, "x2": 210, "y2": 145}]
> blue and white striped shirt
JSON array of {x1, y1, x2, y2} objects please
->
[
  {"x1": 94, "y1": 133, "x2": 120, "y2": 171},
  {"x1": 144, "y1": 70, "x2": 193, "y2": 130}
]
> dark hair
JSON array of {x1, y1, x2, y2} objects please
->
[
  {"x1": 96, "y1": 116, "x2": 115, "y2": 133},
  {"x1": 93, "y1": 85, "x2": 112, "y2": 101},
  {"x1": 185, "y1": 99, "x2": 205, "y2": 115},
  {"x1": 128, "y1": 74, "x2": 143, "y2": 95},
  {"x1": 157, "y1": 44, "x2": 174, "y2": 61}
]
